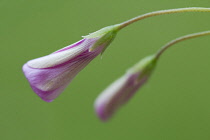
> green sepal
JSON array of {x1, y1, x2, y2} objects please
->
[
  {"x1": 127, "y1": 55, "x2": 157, "y2": 79},
  {"x1": 90, "y1": 31, "x2": 117, "y2": 54},
  {"x1": 83, "y1": 24, "x2": 120, "y2": 54},
  {"x1": 83, "y1": 24, "x2": 119, "y2": 39}
]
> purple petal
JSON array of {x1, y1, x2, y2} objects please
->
[
  {"x1": 94, "y1": 73, "x2": 148, "y2": 121},
  {"x1": 23, "y1": 38, "x2": 103, "y2": 102}
]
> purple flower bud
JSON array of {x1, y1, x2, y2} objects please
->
[
  {"x1": 94, "y1": 55, "x2": 157, "y2": 121},
  {"x1": 23, "y1": 25, "x2": 120, "y2": 102}
]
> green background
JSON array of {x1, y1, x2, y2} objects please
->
[{"x1": 1, "y1": 0, "x2": 210, "y2": 140}]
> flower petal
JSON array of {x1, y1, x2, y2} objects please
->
[
  {"x1": 23, "y1": 39, "x2": 102, "y2": 102},
  {"x1": 95, "y1": 73, "x2": 148, "y2": 121},
  {"x1": 27, "y1": 39, "x2": 99, "y2": 69},
  {"x1": 23, "y1": 52, "x2": 98, "y2": 101}
]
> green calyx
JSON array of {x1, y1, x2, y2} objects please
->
[
  {"x1": 127, "y1": 55, "x2": 157, "y2": 79},
  {"x1": 84, "y1": 24, "x2": 120, "y2": 38},
  {"x1": 83, "y1": 24, "x2": 120, "y2": 54}
]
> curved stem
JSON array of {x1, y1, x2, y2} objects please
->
[
  {"x1": 154, "y1": 31, "x2": 210, "y2": 59},
  {"x1": 117, "y1": 7, "x2": 210, "y2": 30}
]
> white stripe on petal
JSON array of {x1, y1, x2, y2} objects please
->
[{"x1": 28, "y1": 43, "x2": 87, "y2": 68}]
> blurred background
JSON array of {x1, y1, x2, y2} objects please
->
[{"x1": 1, "y1": 0, "x2": 210, "y2": 140}]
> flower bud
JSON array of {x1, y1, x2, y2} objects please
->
[
  {"x1": 94, "y1": 55, "x2": 157, "y2": 121},
  {"x1": 23, "y1": 25, "x2": 120, "y2": 102}
]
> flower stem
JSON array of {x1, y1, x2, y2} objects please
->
[
  {"x1": 154, "y1": 31, "x2": 210, "y2": 59},
  {"x1": 117, "y1": 7, "x2": 210, "y2": 30}
]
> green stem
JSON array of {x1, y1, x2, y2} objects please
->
[
  {"x1": 154, "y1": 31, "x2": 210, "y2": 59},
  {"x1": 117, "y1": 7, "x2": 210, "y2": 30}
]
